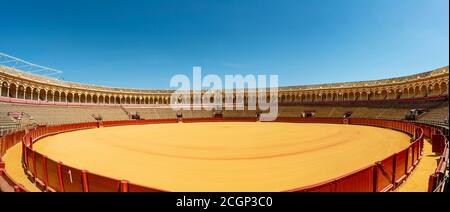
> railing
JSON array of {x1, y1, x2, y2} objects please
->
[{"x1": 0, "y1": 117, "x2": 447, "y2": 192}]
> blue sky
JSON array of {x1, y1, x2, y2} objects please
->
[{"x1": 0, "y1": 0, "x2": 448, "y2": 89}]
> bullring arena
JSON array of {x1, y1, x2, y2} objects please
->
[{"x1": 0, "y1": 57, "x2": 449, "y2": 192}]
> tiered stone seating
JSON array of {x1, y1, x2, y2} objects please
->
[
  {"x1": 419, "y1": 102, "x2": 449, "y2": 122},
  {"x1": 0, "y1": 103, "x2": 131, "y2": 125},
  {"x1": 125, "y1": 107, "x2": 178, "y2": 119}
]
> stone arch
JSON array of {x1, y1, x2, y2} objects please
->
[
  {"x1": 32, "y1": 88, "x2": 39, "y2": 100},
  {"x1": 348, "y1": 92, "x2": 355, "y2": 101},
  {"x1": 408, "y1": 87, "x2": 414, "y2": 99},
  {"x1": 361, "y1": 92, "x2": 368, "y2": 101},
  {"x1": 25, "y1": 87, "x2": 32, "y2": 100},
  {"x1": 86, "y1": 94, "x2": 92, "y2": 103},
  {"x1": 54, "y1": 91, "x2": 60, "y2": 102},
  {"x1": 47, "y1": 90, "x2": 54, "y2": 102},
  {"x1": 420, "y1": 85, "x2": 427, "y2": 97},
  {"x1": 80, "y1": 94, "x2": 86, "y2": 103},
  {"x1": 1, "y1": 81, "x2": 8, "y2": 97},
  {"x1": 67, "y1": 93, "x2": 74, "y2": 102},
  {"x1": 440, "y1": 82, "x2": 448, "y2": 96},
  {"x1": 74, "y1": 93, "x2": 80, "y2": 102},
  {"x1": 9, "y1": 83, "x2": 17, "y2": 98},
  {"x1": 430, "y1": 83, "x2": 441, "y2": 96},
  {"x1": 332, "y1": 93, "x2": 337, "y2": 101},
  {"x1": 93, "y1": 95, "x2": 99, "y2": 104},
  {"x1": 343, "y1": 93, "x2": 349, "y2": 101},
  {"x1": 60, "y1": 92, "x2": 67, "y2": 102},
  {"x1": 39, "y1": 89, "x2": 46, "y2": 101},
  {"x1": 354, "y1": 92, "x2": 360, "y2": 101},
  {"x1": 17, "y1": 85, "x2": 25, "y2": 99}
]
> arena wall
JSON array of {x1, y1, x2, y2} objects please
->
[{"x1": 1, "y1": 117, "x2": 447, "y2": 192}]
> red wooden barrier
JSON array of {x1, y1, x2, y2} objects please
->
[
  {"x1": 25, "y1": 147, "x2": 35, "y2": 179},
  {"x1": 376, "y1": 156, "x2": 395, "y2": 192},
  {"x1": 127, "y1": 182, "x2": 166, "y2": 192},
  {"x1": 432, "y1": 134, "x2": 446, "y2": 154},
  {"x1": 394, "y1": 149, "x2": 408, "y2": 184},
  {"x1": 59, "y1": 164, "x2": 84, "y2": 192},
  {"x1": 34, "y1": 152, "x2": 46, "y2": 188},
  {"x1": 407, "y1": 146, "x2": 414, "y2": 174},
  {"x1": 9, "y1": 118, "x2": 435, "y2": 192},
  {"x1": 331, "y1": 165, "x2": 375, "y2": 192},
  {"x1": 45, "y1": 159, "x2": 60, "y2": 192},
  {"x1": 86, "y1": 172, "x2": 121, "y2": 192}
]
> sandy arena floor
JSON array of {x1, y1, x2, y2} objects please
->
[{"x1": 6, "y1": 122, "x2": 411, "y2": 192}]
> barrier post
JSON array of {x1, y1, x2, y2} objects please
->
[
  {"x1": 57, "y1": 162, "x2": 65, "y2": 192},
  {"x1": 404, "y1": 148, "x2": 409, "y2": 175},
  {"x1": 43, "y1": 156, "x2": 49, "y2": 187},
  {"x1": 32, "y1": 151, "x2": 37, "y2": 178},
  {"x1": 23, "y1": 143, "x2": 28, "y2": 169},
  {"x1": 392, "y1": 154, "x2": 397, "y2": 186},
  {"x1": 373, "y1": 162, "x2": 379, "y2": 192},
  {"x1": 121, "y1": 180, "x2": 129, "y2": 192},
  {"x1": 82, "y1": 170, "x2": 89, "y2": 192},
  {"x1": 14, "y1": 186, "x2": 22, "y2": 192}
]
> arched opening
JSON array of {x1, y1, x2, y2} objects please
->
[
  {"x1": 343, "y1": 93, "x2": 349, "y2": 101},
  {"x1": 408, "y1": 87, "x2": 414, "y2": 99},
  {"x1": 47, "y1": 90, "x2": 54, "y2": 102},
  {"x1": 332, "y1": 93, "x2": 337, "y2": 101},
  {"x1": 361, "y1": 92, "x2": 368, "y2": 101},
  {"x1": 325, "y1": 93, "x2": 331, "y2": 101},
  {"x1": 86, "y1": 94, "x2": 92, "y2": 103},
  {"x1": 401, "y1": 88, "x2": 408, "y2": 99},
  {"x1": 32, "y1": 88, "x2": 39, "y2": 100},
  {"x1": 80, "y1": 94, "x2": 86, "y2": 103},
  {"x1": 355, "y1": 92, "x2": 360, "y2": 101},
  {"x1": 74, "y1": 93, "x2": 80, "y2": 102},
  {"x1": 1, "y1": 82, "x2": 8, "y2": 97},
  {"x1": 67, "y1": 93, "x2": 73, "y2": 102},
  {"x1": 349, "y1": 92, "x2": 355, "y2": 101},
  {"x1": 54, "y1": 91, "x2": 60, "y2": 102},
  {"x1": 414, "y1": 86, "x2": 421, "y2": 97},
  {"x1": 387, "y1": 90, "x2": 395, "y2": 100},
  {"x1": 420, "y1": 85, "x2": 427, "y2": 97},
  {"x1": 380, "y1": 90, "x2": 388, "y2": 100},
  {"x1": 60, "y1": 92, "x2": 67, "y2": 102},
  {"x1": 9, "y1": 83, "x2": 17, "y2": 98},
  {"x1": 431, "y1": 83, "x2": 441, "y2": 96},
  {"x1": 98, "y1": 96, "x2": 103, "y2": 104},
  {"x1": 39, "y1": 89, "x2": 46, "y2": 101},
  {"x1": 440, "y1": 82, "x2": 448, "y2": 96},
  {"x1": 17, "y1": 85, "x2": 25, "y2": 99},
  {"x1": 25, "y1": 87, "x2": 32, "y2": 100}
]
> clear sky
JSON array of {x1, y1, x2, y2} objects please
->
[{"x1": 1, "y1": 0, "x2": 448, "y2": 89}]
